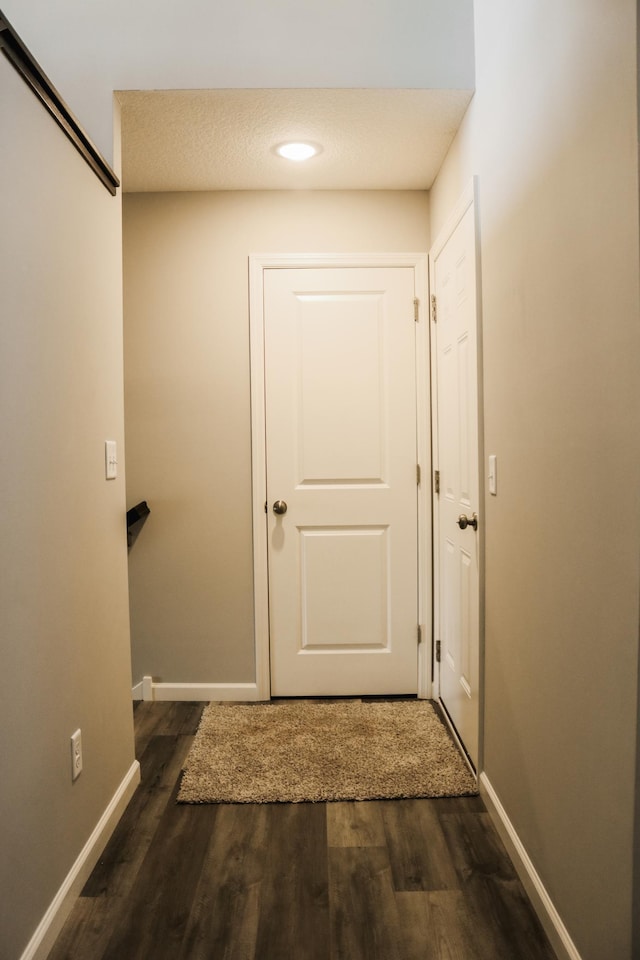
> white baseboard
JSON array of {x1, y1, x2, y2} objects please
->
[
  {"x1": 479, "y1": 772, "x2": 582, "y2": 960},
  {"x1": 20, "y1": 760, "x2": 141, "y2": 960},
  {"x1": 132, "y1": 676, "x2": 264, "y2": 702}
]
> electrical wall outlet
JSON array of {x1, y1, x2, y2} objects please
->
[{"x1": 70, "y1": 729, "x2": 83, "y2": 781}]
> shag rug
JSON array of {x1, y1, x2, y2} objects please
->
[{"x1": 177, "y1": 699, "x2": 477, "y2": 804}]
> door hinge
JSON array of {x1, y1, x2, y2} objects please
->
[
  {"x1": 417, "y1": 624, "x2": 423, "y2": 644},
  {"x1": 413, "y1": 297, "x2": 419, "y2": 323},
  {"x1": 435, "y1": 640, "x2": 441, "y2": 662},
  {"x1": 431, "y1": 293, "x2": 437, "y2": 323},
  {"x1": 434, "y1": 469, "x2": 440, "y2": 494},
  {"x1": 416, "y1": 463, "x2": 421, "y2": 486}
]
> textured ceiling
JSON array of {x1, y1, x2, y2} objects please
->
[{"x1": 117, "y1": 88, "x2": 473, "y2": 193}]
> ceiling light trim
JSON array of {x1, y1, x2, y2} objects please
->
[{"x1": 274, "y1": 141, "x2": 322, "y2": 162}]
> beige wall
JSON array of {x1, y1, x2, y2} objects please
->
[
  {"x1": 0, "y1": 59, "x2": 135, "y2": 959},
  {"x1": 123, "y1": 190, "x2": 430, "y2": 686},
  {"x1": 430, "y1": 2, "x2": 640, "y2": 958}
]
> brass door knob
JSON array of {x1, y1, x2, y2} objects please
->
[
  {"x1": 273, "y1": 500, "x2": 288, "y2": 515},
  {"x1": 457, "y1": 513, "x2": 478, "y2": 531}
]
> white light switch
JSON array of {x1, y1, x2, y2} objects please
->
[
  {"x1": 488, "y1": 455, "x2": 497, "y2": 495},
  {"x1": 105, "y1": 440, "x2": 117, "y2": 480}
]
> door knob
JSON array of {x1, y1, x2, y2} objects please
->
[
  {"x1": 457, "y1": 513, "x2": 478, "y2": 531},
  {"x1": 273, "y1": 500, "x2": 288, "y2": 515}
]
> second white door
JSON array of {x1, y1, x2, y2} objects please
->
[
  {"x1": 264, "y1": 265, "x2": 420, "y2": 696},
  {"x1": 431, "y1": 190, "x2": 481, "y2": 768}
]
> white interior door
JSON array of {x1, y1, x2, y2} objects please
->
[
  {"x1": 431, "y1": 189, "x2": 481, "y2": 768},
  {"x1": 263, "y1": 265, "x2": 420, "y2": 696}
]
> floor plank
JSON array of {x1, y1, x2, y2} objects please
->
[
  {"x1": 327, "y1": 800, "x2": 387, "y2": 848},
  {"x1": 438, "y1": 811, "x2": 557, "y2": 960},
  {"x1": 45, "y1": 897, "x2": 122, "y2": 960},
  {"x1": 180, "y1": 803, "x2": 268, "y2": 960},
  {"x1": 395, "y1": 890, "x2": 483, "y2": 960},
  {"x1": 100, "y1": 782, "x2": 217, "y2": 960},
  {"x1": 253, "y1": 803, "x2": 330, "y2": 960},
  {"x1": 382, "y1": 799, "x2": 460, "y2": 892},
  {"x1": 329, "y1": 846, "x2": 402, "y2": 960},
  {"x1": 82, "y1": 733, "x2": 193, "y2": 898}
]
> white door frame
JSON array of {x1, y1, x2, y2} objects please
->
[
  {"x1": 249, "y1": 253, "x2": 432, "y2": 701},
  {"x1": 429, "y1": 180, "x2": 484, "y2": 767}
]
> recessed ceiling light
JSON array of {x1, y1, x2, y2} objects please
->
[{"x1": 275, "y1": 141, "x2": 320, "y2": 162}]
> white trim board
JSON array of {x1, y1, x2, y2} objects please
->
[
  {"x1": 19, "y1": 760, "x2": 140, "y2": 960},
  {"x1": 249, "y1": 252, "x2": 432, "y2": 701},
  {"x1": 480, "y1": 773, "x2": 583, "y2": 960},
  {"x1": 133, "y1": 677, "x2": 262, "y2": 702}
]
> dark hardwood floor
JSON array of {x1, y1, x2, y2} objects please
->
[{"x1": 48, "y1": 701, "x2": 557, "y2": 960}]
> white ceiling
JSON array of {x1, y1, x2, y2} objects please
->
[{"x1": 117, "y1": 88, "x2": 473, "y2": 193}]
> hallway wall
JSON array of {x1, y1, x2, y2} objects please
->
[
  {"x1": 0, "y1": 59, "x2": 136, "y2": 960},
  {"x1": 123, "y1": 190, "x2": 430, "y2": 686},
  {"x1": 429, "y1": 2, "x2": 640, "y2": 958}
]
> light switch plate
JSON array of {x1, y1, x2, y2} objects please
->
[
  {"x1": 105, "y1": 440, "x2": 117, "y2": 480},
  {"x1": 488, "y1": 455, "x2": 497, "y2": 495}
]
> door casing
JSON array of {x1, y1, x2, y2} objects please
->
[{"x1": 249, "y1": 253, "x2": 431, "y2": 701}]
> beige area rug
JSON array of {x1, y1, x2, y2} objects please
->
[{"x1": 177, "y1": 699, "x2": 478, "y2": 804}]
